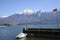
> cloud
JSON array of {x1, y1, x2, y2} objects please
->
[
  {"x1": 16, "y1": 9, "x2": 37, "y2": 15},
  {"x1": 23, "y1": 9, "x2": 34, "y2": 14}
]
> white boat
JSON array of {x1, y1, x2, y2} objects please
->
[{"x1": 16, "y1": 33, "x2": 27, "y2": 39}]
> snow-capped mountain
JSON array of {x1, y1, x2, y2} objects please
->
[
  {"x1": 0, "y1": 9, "x2": 41, "y2": 24},
  {"x1": 0, "y1": 12, "x2": 40, "y2": 24},
  {"x1": 0, "y1": 8, "x2": 60, "y2": 24}
]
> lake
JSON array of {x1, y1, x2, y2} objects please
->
[{"x1": 0, "y1": 24, "x2": 60, "y2": 40}]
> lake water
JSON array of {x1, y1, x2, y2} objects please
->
[{"x1": 0, "y1": 24, "x2": 60, "y2": 40}]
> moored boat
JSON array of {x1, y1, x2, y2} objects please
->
[{"x1": 16, "y1": 33, "x2": 27, "y2": 39}]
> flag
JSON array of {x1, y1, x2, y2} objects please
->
[{"x1": 53, "y1": 8, "x2": 57, "y2": 12}]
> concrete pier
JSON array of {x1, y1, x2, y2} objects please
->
[{"x1": 23, "y1": 28, "x2": 60, "y2": 38}]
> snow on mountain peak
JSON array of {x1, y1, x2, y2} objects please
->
[{"x1": 2, "y1": 16, "x2": 8, "y2": 18}]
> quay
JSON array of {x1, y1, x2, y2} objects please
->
[{"x1": 23, "y1": 28, "x2": 60, "y2": 38}]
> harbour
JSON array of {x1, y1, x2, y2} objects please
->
[{"x1": 0, "y1": 24, "x2": 60, "y2": 40}]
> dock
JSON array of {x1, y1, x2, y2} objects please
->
[{"x1": 23, "y1": 28, "x2": 60, "y2": 38}]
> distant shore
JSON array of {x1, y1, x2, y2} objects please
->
[
  {"x1": 0, "y1": 23, "x2": 59, "y2": 26},
  {"x1": 0, "y1": 24, "x2": 16, "y2": 26}
]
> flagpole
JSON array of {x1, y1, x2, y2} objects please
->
[
  {"x1": 53, "y1": 8, "x2": 58, "y2": 29},
  {"x1": 55, "y1": 11, "x2": 58, "y2": 29}
]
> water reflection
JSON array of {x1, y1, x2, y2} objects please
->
[
  {"x1": 16, "y1": 37, "x2": 59, "y2": 40},
  {"x1": 16, "y1": 37, "x2": 27, "y2": 40}
]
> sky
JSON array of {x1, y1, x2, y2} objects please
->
[{"x1": 0, "y1": 0, "x2": 60, "y2": 17}]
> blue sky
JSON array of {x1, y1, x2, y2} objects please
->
[{"x1": 0, "y1": 0, "x2": 60, "y2": 17}]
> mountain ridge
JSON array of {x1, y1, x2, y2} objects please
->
[{"x1": 0, "y1": 9, "x2": 60, "y2": 24}]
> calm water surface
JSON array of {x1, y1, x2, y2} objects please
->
[{"x1": 0, "y1": 24, "x2": 60, "y2": 40}]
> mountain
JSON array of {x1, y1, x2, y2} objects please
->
[
  {"x1": 40, "y1": 11, "x2": 60, "y2": 24},
  {"x1": 0, "y1": 9, "x2": 60, "y2": 24},
  {"x1": 0, "y1": 17, "x2": 2, "y2": 20},
  {"x1": 0, "y1": 17, "x2": 3, "y2": 20},
  {"x1": 0, "y1": 13, "x2": 40, "y2": 24}
]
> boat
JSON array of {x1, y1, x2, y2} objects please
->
[{"x1": 16, "y1": 33, "x2": 27, "y2": 39}]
